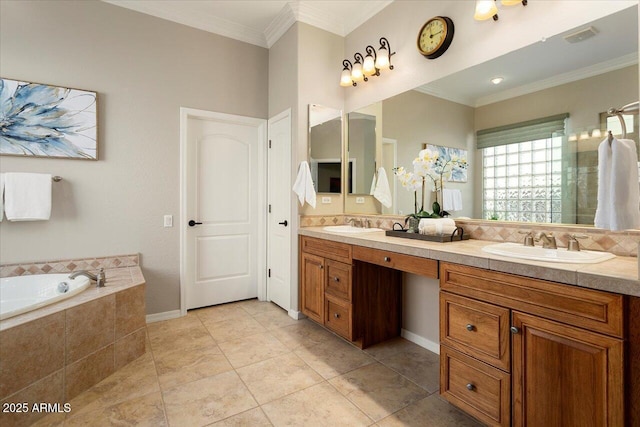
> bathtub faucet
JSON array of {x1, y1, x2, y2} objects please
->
[{"x1": 69, "y1": 268, "x2": 106, "y2": 288}]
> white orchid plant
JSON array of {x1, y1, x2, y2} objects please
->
[{"x1": 395, "y1": 148, "x2": 467, "y2": 220}]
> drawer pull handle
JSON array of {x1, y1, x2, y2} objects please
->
[
  {"x1": 384, "y1": 256, "x2": 391, "y2": 262},
  {"x1": 334, "y1": 313, "x2": 340, "y2": 319},
  {"x1": 466, "y1": 324, "x2": 475, "y2": 332},
  {"x1": 333, "y1": 277, "x2": 340, "y2": 282},
  {"x1": 510, "y1": 326, "x2": 520, "y2": 334},
  {"x1": 466, "y1": 383, "x2": 476, "y2": 391}
]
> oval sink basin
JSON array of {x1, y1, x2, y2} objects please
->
[
  {"x1": 323, "y1": 225, "x2": 383, "y2": 233},
  {"x1": 481, "y1": 242, "x2": 615, "y2": 264}
]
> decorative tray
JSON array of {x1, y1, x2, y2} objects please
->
[{"x1": 385, "y1": 227, "x2": 469, "y2": 243}]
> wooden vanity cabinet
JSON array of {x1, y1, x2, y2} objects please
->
[{"x1": 439, "y1": 262, "x2": 629, "y2": 427}]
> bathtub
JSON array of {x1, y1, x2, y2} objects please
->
[{"x1": 0, "y1": 274, "x2": 91, "y2": 320}]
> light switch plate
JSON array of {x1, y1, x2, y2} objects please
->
[
  {"x1": 321, "y1": 197, "x2": 332, "y2": 204},
  {"x1": 164, "y1": 215, "x2": 173, "y2": 227},
  {"x1": 356, "y1": 197, "x2": 365, "y2": 204}
]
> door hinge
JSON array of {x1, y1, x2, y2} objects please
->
[
  {"x1": 268, "y1": 204, "x2": 271, "y2": 213},
  {"x1": 268, "y1": 268, "x2": 271, "y2": 278},
  {"x1": 269, "y1": 139, "x2": 272, "y2": 148}
]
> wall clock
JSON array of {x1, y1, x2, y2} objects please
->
[{"x1": 417, "y1": 16, "x2": 455, "y2": 59}]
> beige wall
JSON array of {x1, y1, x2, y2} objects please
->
[{"x1": 0, "y1": 1, "x2": 268, "y2": 314}]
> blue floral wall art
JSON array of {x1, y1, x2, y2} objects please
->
[
  {"x1": 0, "y1": 78, "x2": 97, "y2": 159},
  {"x1": 423, "y1": 143, "x2": 468, "y2": 182}
]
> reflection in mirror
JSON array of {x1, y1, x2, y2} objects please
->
[
  {"x1": 309, "y1": 104, "x2": 342, "y2": 193},
  {"x1": 347, "y1": 111, "x2": 376, "y2": 194},
  {"x1": 345, "y1": 5, "x2": 638, "y2": 227}
]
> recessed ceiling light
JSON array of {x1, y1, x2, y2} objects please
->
[{"x1": 491, "y1": 77, "x2": 504, "y2": 85}]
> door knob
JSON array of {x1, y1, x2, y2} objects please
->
[
  {"x1": 188, "y1": 220, "x2": 202, "y2": 227},
  {"x1": 278, "y1": 220, "x2": 288, "y2": 227}
]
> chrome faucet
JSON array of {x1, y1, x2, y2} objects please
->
[
  {"x1": 536, "y1": 232, "x2": 557, "y2": 249},
  {"x1": 69, "y1": 268, "x2": 106, "y2": 287}
]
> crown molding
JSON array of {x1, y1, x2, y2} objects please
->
[
  {"x1": 413, "y1": 85, "x2": 476, "y2": 107},
  {"x1": 264, "y1": 3, "x2": 297, "y2": 48}
]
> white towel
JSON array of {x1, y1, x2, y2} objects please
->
[
  {"x1": 418, "y1": 218, "x2": 456, "y2": 235},
  {"x1": 4, "y1": 173, "x2": 52, "y2": 221},
  {"x1": 0, "y1": 173, "x2": 4, "y2": 222},
  {"x1": 292, "y1": 161, "x2": 317, "y2": 208},
  {"x1": 373, "y1": 167, "x2": 392, "y2": 208},
  {"x1": 369, "y1": 173, "x2": 376, "y2": 195},
  {"x1": 595, "y1": 138, "x2": 640, "y2": 230},
  {"x1": 442, "y1": 189, "x2": 463, "y2": 211}
]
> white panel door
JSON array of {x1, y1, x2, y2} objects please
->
[
  {"x1": 267, "y1": 109, "x2": 292, "y2": 311},
  {"x1": 185, "y1": 113, "x2": 264, "y2": 309}
]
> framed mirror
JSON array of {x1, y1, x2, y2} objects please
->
[
  {"x1": 308, "y1": 104, "x2": 342, "y2": 194},
  {"x1": 344, "y1": 5, "x2": 639, "y2": 227}
]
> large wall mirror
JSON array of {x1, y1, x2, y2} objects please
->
[
  {"x1": 309, "y1": 104, "x2": 343, "y2": 193},
  {"x1": 344, "y1": 5, "x2": 639, "y2": 227}
]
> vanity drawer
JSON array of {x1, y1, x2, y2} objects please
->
[
  {"x1": 440, "y1": 292, "x2": 510, "y2": 371},
  {"x1": 352, "y1": 246, "x2": 438, "y2": 278},
  {"x1": 440, "y1": 262, "x2": 624, "y2": 338},
  {"x1": 324, "y1": 295, "x2": 352, "y2": 339},
  {"x1": 301, "y1": 236, "x2": 352, "y2": 264},
  {"x1": 440, "y1": 346, "x2": 510, "y2": 427},
  {"x1": 325, "y1": 260, "x2": 352, "y2": 301}
]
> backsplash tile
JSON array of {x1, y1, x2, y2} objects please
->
[
  {"x1": 300, "y1": 215, "x2": 639, "y2": 257},
  {"x1": 0, "y1": 254, "x2": 139, "y2": 278}
]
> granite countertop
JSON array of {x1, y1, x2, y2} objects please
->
[
  {"x1": 0, "y1": 266, "x2": 145, "y2": 331},
  {"x1": 299, "y1": 227, "x2": 640, "y2": 297}
]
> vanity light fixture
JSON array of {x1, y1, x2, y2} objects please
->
[
  {"x1": 591, "y1": 129, "x2": 602, "y2": 138},
  {"x1": 340, "y1": 37, "x2": 395, "y2": 87},
  {"x1": 568, "y1": 134, "x2": 578, "y2": 142},
  {"x1": 474, "y1": 0, "x2": 527, "y2": 22},
  {"x1": 579, "y1": 131, "x2": 590, "y2": 140},
  {"x1": 501, "y1": 0, "x2": 528, "y2": 6}
]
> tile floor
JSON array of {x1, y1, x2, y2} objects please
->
[{"x1": 33, "y1": 299, "x2": 483, "y2": 427}]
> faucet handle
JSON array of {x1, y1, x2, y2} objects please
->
[
  {"x1": 518, "y1": 230, "x2": 534, "y2": 246},
  {"x1": 567, "y1": 234, "x2": 587, "y2": 252}
]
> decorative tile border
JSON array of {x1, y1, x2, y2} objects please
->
[
  {"x1": 0, "y1": 254, "x2": 139, "y2": 278},
  {"x1": 301, "y1": 215, "x2": 639, "y2": 258}
]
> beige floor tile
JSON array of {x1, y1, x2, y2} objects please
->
[
  {"x1": 378, "y1": 344, "x2": 440, "y2": 393},
  {"x1": 329, "y1": 363, "x2": 429, "y2": 421},
  {"x1": 364, "y1": 337, "x2": 422, "y2": 361},
  {"x1": 377, "y1": 394, "x2": 484, "y2": 427},
  {"x1": 155, "y1": 342, "x2": 233, "y2": 390},
  {"x1": 65, "y1": 391, "x2": 167, "y2": 427},
  {"x1": 295, "y1": 337, "x2": 375, "y2": 379},
  {"x1": 146, "y1": 312, "x2": 202, "y2": 337},
  {"x1": 237, "y1": 352, "x2": 323, "y2": 404},
  {"x1": 210, "y1": 407, "x2": 273, "y2": 426},
  {"x1": 67, "y1": 352, "x2": 160, "y2": 417},
  {"x1": 218, "y1": 332, "x2": 290, "y2": 368},
  {"x1": 203, "y1": 316, "x2": 267, "y2": 343},
  {"x1": 162, "y1": 370, "x2": 257, "y2": 426},
  {"x1": 194, "y1": 302, "x2": 249, "y2": 324},
  {"x1": 149, "y1": 324, "x2": 215, "y2": 357},
  {"x1": 261, "y1": 382, "x2": 372, "y2": 426},
  {"x1": 237, "y1": 299, "x2": 284, "y2": 316},
  {"x1": 253, "y1": 309, "x2": 300, "y2": 330},
  {"x1": 29, "y1": 412, "x2": 65, "y2": 427},
  {"x1": 269, "y1": 319, "x2": 336, "y2": 350}
]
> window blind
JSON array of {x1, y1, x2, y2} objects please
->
[{"x1": 476, "y1": 113, "x2": 569, "y2": 149}]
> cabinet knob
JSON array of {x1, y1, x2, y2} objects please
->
[
  {"x1": 466, "y1": 383, "x2": 476, "y2": 391},
  {"x1": 334, "y1": 313, "x2": 340, "y2": 319},
  {"x1": 510, "y1": 326, "x2": 520, "y2": 334},
  {"x1": 333, "y1": 277, "x2": 340, "y2": 282},
  {"x1": 466, "y1": 324, "x2": 475, "y2": 332},
  {"x1": 319, "y1": 264, "x2": 324, "y2": 270},
  {"x1": 384, "y1": 256, "x2": 391, "y2": 262}
]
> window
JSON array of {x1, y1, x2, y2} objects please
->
[{"x1": 477, "y1": 114, "x2": 568, "y2": 223}]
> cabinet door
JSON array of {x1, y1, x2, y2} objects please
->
[
  {"x1": 512, "y1": 311, "x2": 624, "y2": 427},
  {"x1": 300, "y1": 253, "x2": 325, "y2": 323}
]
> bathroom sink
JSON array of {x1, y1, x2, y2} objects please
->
[
  {"x1": 323, "y1": 225, "x2": 383, "y2": 233},
  {"x1": 481, "y1": 242, "x2": 615, "y2": 264}
]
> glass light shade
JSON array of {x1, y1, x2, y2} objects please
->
[
  {"x1": 375, "y1": 48, "x2": 389, "y2": 69},
  {"x1": 340, "y1": 69, "x2": 352, "y2": 87},
  {"x1": 501, "y1": 0, "x2": 522, "y2": 5},
  {"x1": 591, "y1": 129, "x2": 602, "y2": 138},
  {"x1": 363, "y1": 54, "x2": 376, "y2": 75},
  {"x1": 568, "y1": 134, "x2": 578, "y2": 142},
  {"x1": 474, "y1": 0, "x2": 498, "y2": 20},
  {"x1": 579, "y1": 131, "x2": 590, "y2": 140},
  {"x1": 351, "y1": 62, "x2": 364, "y2": 81}
]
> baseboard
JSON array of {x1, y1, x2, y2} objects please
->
[
  {"x1": 146, "y1": 310, "x2": 182, "y2": 324},
  {"x1": 401, "y1": 329, "x2": 440, "y2": 354},
  {"x1": 288, "y1": 309, "x2": 305, "y2": 320}
]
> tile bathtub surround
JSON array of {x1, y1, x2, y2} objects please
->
[
  {"x1": 301, "y1": 215, "x2": 640, "y2": 257},
  {"x1": 21, "y1": 300, "x2": 482, "y2": 427},
  {"x1": 0, "y1": 282, "x2": 146, "y2": 427},
  {"x1": 0, "y1": 253, "x2": 140, "y2": 278}
]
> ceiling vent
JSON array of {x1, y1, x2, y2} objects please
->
[{"x1": 564, "y1": 26, "x2": 598, "y2": 44}]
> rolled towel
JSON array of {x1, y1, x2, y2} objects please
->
[{"x1": 418, "y1": 218, "x2": 456, "y2": 235}]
